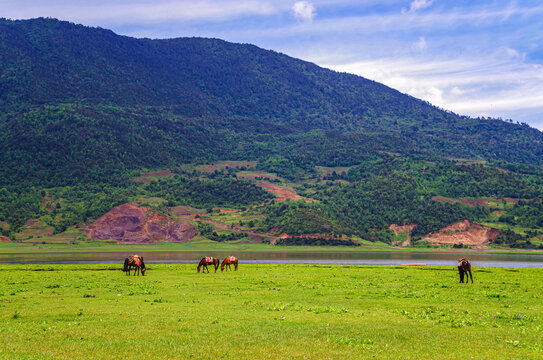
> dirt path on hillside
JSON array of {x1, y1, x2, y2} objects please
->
[{"x1": 256, "y1": 182, "x2": 314, "y2": 202}]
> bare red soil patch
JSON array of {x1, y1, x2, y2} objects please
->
[
  {"x1": 169, "y1": 206, "x2": 206, "y2": 217},
  {"x1": 199, "y1": 161, "x2": 255, "y2": 173},
  {"x1": 432, "y1": 196, "x2": 494, "y2": 208},
  {"x1": 389, "y1": 224, "x2": 416, "y2": 234},
  {"x1": 257, "y1": 182, "x2": 313, "y2": 202},
  {"x1": 131, "y1": 170, "x2": 175, "y2": 183},
  {"x1": 84, "y1": 203, "x2": 196, "y2": 243},
  {"x1": 41, "y1": 195, "x2": 56, "y2": 211},
  {"x1": 432, "y1": 196, "x2": 530, "y2": 208},
  {"x1": 0, "y1": 235, "x2": 11, "y2": 242},
  {"x1": 422, "y1": 220, "x2": 500, "y2": 246},
  {"x1": 218, "y1": 208, "x2": 240, "y2": 214},
  {"x1": 16, "y1": 219, "x2": 54, "y2": 239},
  {"x1": 389, "y1": 223, "x2": 416, "y2": 247},
  {"x1": 0, "y1": 221, "x2": 10, "y2": 230}
]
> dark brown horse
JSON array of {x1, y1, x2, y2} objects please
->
[
  {"x1": 221, "y1": 256, "x2": 238, "y2": 271},
  {"x1": 123, "y1": 255, "x2": 146, "y2": 276},
  {"x1": 457, "y1": 257, "x2": 473, "y2": 283},
  {"x1": 197, "y1": 257, "x2": 219, "y2": 273}
]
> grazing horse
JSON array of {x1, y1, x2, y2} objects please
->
[
  {"x1": 221, "y1": 256, "x2": 238, "y2": 271},
  {"x1": 197, "y1": 257, "x2": 219, "y2": 273},
  {"x1": 123, "y1": 255, "x2": 146, "y2": 276},
  {"x1": 457, "y1": 257, "x2": 473, "y2": 283}
]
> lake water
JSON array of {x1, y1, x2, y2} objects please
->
[{"x1": 1, "y1": 250, "x2": 543, "y2": 268}]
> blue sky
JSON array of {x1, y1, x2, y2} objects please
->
[{"x1": 2, "y1": 0, "x2": 543, "y2": 129}]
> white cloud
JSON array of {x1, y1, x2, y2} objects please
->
[
  {"x1": 412, "y1": 36, "x2": 427, "y2": 50},
  {"x1": 0, "y1": 1, "x2": 278, "y2": 24},
  {"x1": 322, "y1": 54, "x2": 543, "y2": 129},
  {"x1": 407, "y1": 0, "x2": 434, "y2": 13},
  {"x1": 292, "y1": 1, "x2": 316, "y2": 22}
]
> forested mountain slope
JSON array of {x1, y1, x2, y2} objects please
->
[
  {"x1": 1, "y1": 18, "x2": 542, "y2": 248},
  {"x1": 1, "y1": 18, "x2": 542, "y2": 186}
]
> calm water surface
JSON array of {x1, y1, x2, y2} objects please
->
[{"x1": 1, "y1": 251, "x2": 543, "y2": 268}]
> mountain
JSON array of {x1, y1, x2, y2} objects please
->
[
  {"x1": 1, "y1": 17, "x2": 542, "y2": 187},
  {"x1": 0, "y1": 18, "x2": 542, "y2": 248}
]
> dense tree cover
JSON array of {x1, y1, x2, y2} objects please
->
[
  {"x1": 345, "y1": 157, "x2": 542, "y2": 199},
  {"x1": 1, "y1": 18, "x2": 543, "y2": 189},
  {"x1": 274, "y1": 237, "x2": 360, "y2": 246},
  {"x1": 309, "y1": 172, "x2": 489, "y2": 239},
  {"x1": 503, "y1": 200, "x2": 543, "y2": 228},
  {"x1": 0, "y1": 186, "x2": 42, "y2": 233},
  {"x1": 262, "y1": 202, "x2": 344, "y2": 236},
  {"x1": 144, "y1": 175, "x2": 273, "y2": 208}
]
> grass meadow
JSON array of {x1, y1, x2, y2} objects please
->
[{"x1": 1, "y1": 264, "x2": 542, "y2": 359}]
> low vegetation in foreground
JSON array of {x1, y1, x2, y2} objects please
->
[{"x1": 1, "y1": 264, "x2": 542, "y2": 359}]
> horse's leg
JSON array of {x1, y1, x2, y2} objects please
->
[
  {"x1": 468, "y1": 269, "x2": 473, "y2": 283},
  {"x1": 458, "y1": 268, "x2": 464, "y2": 283}
]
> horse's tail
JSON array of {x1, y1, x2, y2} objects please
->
[
  {"x1": 140, "y1": 257, "x2": 146, "y2": 275},
  {"x1": 123, "y1": 258, "x2": 129, "y2": 273}
]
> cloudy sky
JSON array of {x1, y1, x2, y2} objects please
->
[{"x1": 2, "y1": 0, "x2": 543, "y2": 129}]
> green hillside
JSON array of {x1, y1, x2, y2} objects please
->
[{"x1": 0, "y1": 18, "x2": 542, "y2": 248}]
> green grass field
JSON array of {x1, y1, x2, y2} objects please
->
[{"x1": 1, "y1": 264, "x2": 542, "y2": 359}]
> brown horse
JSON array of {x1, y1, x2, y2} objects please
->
[
  {"x1": 221, "y1": 256, "x2": 238, "y2": 271},
  {"x1": 123, "y1": 255, "x2": 146, "y2": 276},
  {"x1": 457, "y1": 257, "x2": 473, "y2": 283},
  {"x1": 197, "y1": 257, "x2": 219, "y2": 273}
]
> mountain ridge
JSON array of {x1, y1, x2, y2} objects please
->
[{"x1": 1, "y1": 18, "x2": 542, "y2": 249}]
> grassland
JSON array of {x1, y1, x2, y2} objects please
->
[{"x1": 1, "y1": 264, "x2": 542, "y2": 359}]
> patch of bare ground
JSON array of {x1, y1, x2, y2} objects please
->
[
  {"x1": 422, "y1": 220, "x2": 500, "y2": 246},
  {"x1": 84, "y1": 203, "x2": 196, "y2": 243},
  {"x1": 169, "y1": 206, "x2": 206, "y2": 217},
  {"x1": 0, "y1": 221, "x2": 10, "y2": 230},
  {"x1": 432, "y1": 196, "x2": 531, "y2": 208},
  {"x1": 256, "y1": 182, "x2": 314, "y2": 202},
  {"x1": 0, "y1": 235, "x2": 11, "y2": 242},
  {"x1": 198, "y1": 161, "x2": 255, "y2": 173},
  {"x1": 41, "y1": 195, "x2": 57, "y2": 211},
  {"x1": 16, "y1": 219, "x2": 54, "y2": 239},
  {"x1": 389, "y1": 223, "x2": 416, "y2": 247},
  {"x1": 131, "y1": 170, "x2": 175, "y2": 184}
]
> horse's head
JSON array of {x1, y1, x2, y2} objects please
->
[{"x1": 141, "y1": 267, "x2": 146, "y2": 276}]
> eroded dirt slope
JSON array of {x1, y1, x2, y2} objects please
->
[
  {"x1": 422, "y1": 220, "x2": 500, "y2": 246},
  {"x1": 85, "y1": 203, "x2": 196, "y2": 243}
]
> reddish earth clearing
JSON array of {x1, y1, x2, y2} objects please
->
[
  {"x1": 41, "y1": 195, "x2": 56, "y2": 211},
  {"x1": 389, "y1": 224, "x2": 416, "y2": 234},
  {"x1": 169, "y1": 205, "x2": 207, "y2": 217},
  {"x1": 389, "y1": 224, "x2": 416, "y2": 247},
  {"x1": 432, "y1": 196, "x2": 528, "y2": 208},
  {"x1": 198, "y1": 161, "x2": 255, "y2": 173},
  {"x1": 236, "y1": 171, "x2": 281, "y2": 181},
  {"x1": 16, "y1": 219, "x2": 54, "y2": 239},
  {"x1": 0, "y1": 235, "x2": 11, "y2": 242},
  {"x1": 257, "y1": 182, "x2": 314, "y2": 202},
  {"x1": 422, "y1": 220, "x2": 499, "y2": 247},
  {"x1": 84, "y1": 203, "x2": 196, "y2": 243},
  {"x1": 131, "y1": 170, "x2": 175, "y2": 184}
]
